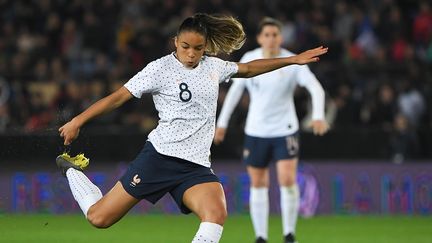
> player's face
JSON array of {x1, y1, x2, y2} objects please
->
[
  {"x1": 175, "y1": 31, "x2": 206, "y2": 68},
  {"x1": 257, "y1": 25, "x2": 283, "y2": 52}
]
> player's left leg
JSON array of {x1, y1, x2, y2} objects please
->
[
  {"x1": 276, "y1": 158, "x2": 299, "y2": 243},
  {"x1": 183, "y1": 182, "x2": 227, "y2": 243}
]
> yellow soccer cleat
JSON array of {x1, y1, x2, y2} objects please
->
[{"x1": 56, "y1": 152, "x2": 90, "y2": 176}]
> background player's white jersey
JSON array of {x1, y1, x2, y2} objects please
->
[
  {"x1": 217, "y1": 48, "x2": 324, "y2": 137},
  {"x1": 125, "y1": 53, "x2": 238, "y2": 167}
]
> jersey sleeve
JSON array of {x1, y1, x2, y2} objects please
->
[
  {"x1": 295, "y1": 65, "x2": 325, "y2": 120},
  {"x1": 124, "y1": 61, "x2": 161, "y2": 98},
  {"x1": 216, "y1": 79, "x2": 246, "y2": 128},
  {"x1": 214, "y1": 58, "x2": 239, "y2": 83},
  {"x1": 216, "y1": 53, "x2": 250, "y2": 128}
]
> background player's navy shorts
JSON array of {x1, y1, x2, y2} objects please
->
[
  {"x1": 120, "y1": 142, "x2": 220, "y2": 214},
  {"x1": 243, "y1": 133, "x2": 300, "y2": 168}
]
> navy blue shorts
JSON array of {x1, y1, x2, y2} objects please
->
[
  {"x1": 120, "y1": 142, "x2": 220, "y2": 214},
  {"x1": 243, "y1": 133, "x2": 300, "y2": 168}
]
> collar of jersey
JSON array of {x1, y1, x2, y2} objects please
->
[
  {"x1": 259, "y1": 47, "x2": 286, "y2": 58},
  {"x1": 171, "y1": 52, "x2": 203, "y2": 71}
]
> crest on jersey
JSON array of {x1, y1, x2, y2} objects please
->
[{"x1": 209, "y1": 72, "x2": 219, "y2": 83}]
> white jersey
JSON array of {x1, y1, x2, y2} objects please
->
[
  {"x1": 217, "y1": 48, "x2": 324, "y2": 137},
  {"x1": 124, "y1": 53, "x2": 238, "y2": 167}
]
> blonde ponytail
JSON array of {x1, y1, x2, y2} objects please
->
[{"x1": 177, "y1": 13, "x2": 246, "y2": 55}]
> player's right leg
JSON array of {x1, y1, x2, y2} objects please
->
[
  {"x1": 56, "y1": 154, "x2": 139, "y2": 228},
  {"x1": 243, "y1": 135, "x2": 273, "y2": 243},
  {"x1": 247, "y1": 166, "x2": 270, "y2": 243},
  {"x1": 86, "y1": 182, "x2": 139, "y2": 228}
]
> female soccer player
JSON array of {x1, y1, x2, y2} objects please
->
[
  {"x1": 57, "y1": 13, "x2": 327, "y2": 243},
  {"x1": 214, "y1": 17, "x2": 329, "y2": 243}
]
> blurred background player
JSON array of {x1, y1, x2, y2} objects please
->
[
  {"x1": 214, "y1": 17, "x2": 329, "y2": 243},
  {"x1": 57, "y1": 13, "x2": 328, "y2": 243}
]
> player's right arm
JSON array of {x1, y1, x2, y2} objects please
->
[
  {"x1": 214, "y1": 79, "x2": 246, "y2": 144},
  {"x1": 59, "y1": 87, "x2": 133, "y2": 145}
]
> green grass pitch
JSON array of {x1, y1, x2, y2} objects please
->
[{"x1": 0, "y1": 214, "x2": 430, "y2": 243}]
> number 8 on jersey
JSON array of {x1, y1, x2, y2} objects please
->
[{"x1": 179, "y1": 82, "x2": 192, "y2": 102}]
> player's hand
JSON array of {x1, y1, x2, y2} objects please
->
[
  {"x1": 310, "y1": 120, "x2": 329, "y2": 136},
  {"x1": 294, "y1": 46, "x2": 328, "y2": 64},
  {"x1": 213, "y1": 127, "x2": 227, "y2": 145},
  {"x1": 59, "y1": 119, "x2": 80, "y2": 145}
]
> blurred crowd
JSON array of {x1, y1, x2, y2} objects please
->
[{"x1": 0, "y1": 0, "x2": 431, "y2": 160}]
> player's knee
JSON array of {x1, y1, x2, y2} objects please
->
[
  {"x1": 278, "y1": 173, "x2": 296, "y2": 186},
  {"x1": 210, "y1": 209, "x2": 227, "y2": 225},
  {"x1": 251, "y1": 181, "x2": 268, "y2": 188},
  {"x1": 87, "y1": 211, "x2": 113, "y2": 229},
  {"x1": 202, "y1": 207, "x2": 227, "y2": 225},
  {"x1": 280, "y1": 178, "x2": 296, "y2": 187},
  {"x1": 250, "y1": 178, "x2": 269, "y2": 187}
]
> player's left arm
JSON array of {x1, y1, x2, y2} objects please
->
[
  {"x1": 233, "y1": 46, "x2": 328, "y2": 78},
  {"x1": 299, "y1": 66, "x2": 329, "y2": 136}
]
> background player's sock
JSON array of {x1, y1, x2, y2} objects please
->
[
  {"x1": 250, "y1": 187, "x2": 269, "y2": 240},
  {"x1": 280, "y1": 184, "x2": 299, "y2": 236},
  {"x1": 191, "y1": 222, "x2": 223, "y2": 243},
  {"x1": 66, "y1": 168, "x2": 102, "y2": 217}
]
